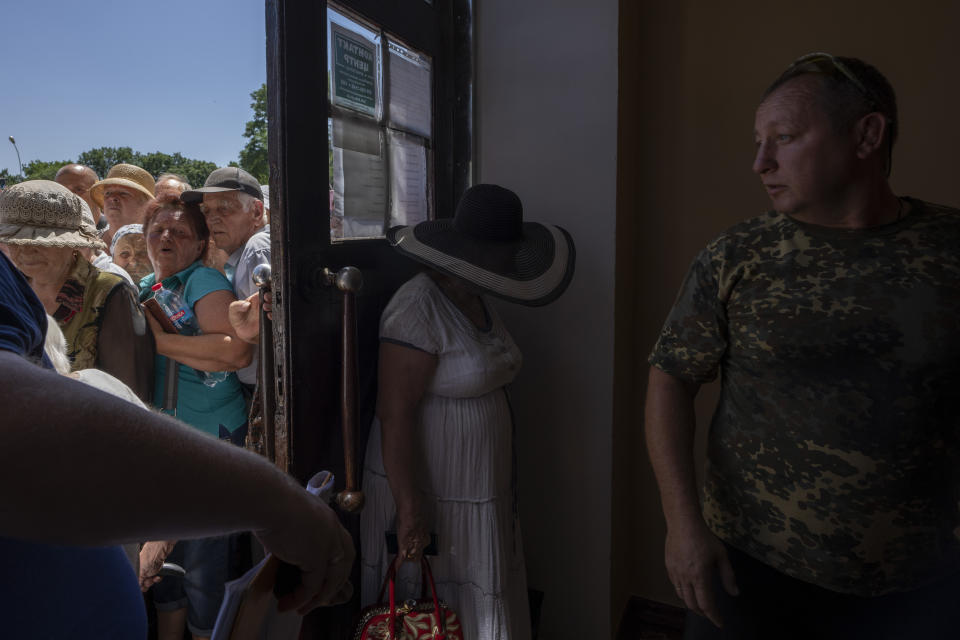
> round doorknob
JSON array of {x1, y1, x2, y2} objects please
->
[
  {"x1": 335, "y1": 266, "x2": 363, "y2": 293},
  {"x1": 252, "y1": 263, "x2": 272, "y2": 288}
]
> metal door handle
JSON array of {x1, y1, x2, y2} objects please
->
[
  {"x1": 252, "y1": 264, "x2": 276, "y2": 462},
  {"x1": 324, "y1": 266, "x2": 365, "y2": 513}
]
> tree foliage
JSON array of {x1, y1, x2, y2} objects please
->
[
  {"x1": 238, "y1": 83, "x2": 269, "y2": 185},
  {"x1": 0, "y1": 168, "x2": 19, "y2": 188},
  {"x1": 0, "y1": 160, "x2": 70, "y2": 186},
  {"x1": 76, "y1": 147, "x2": 216, "y2": 188},
  {"x1": 23, "y1": 159, "x2": 72, "y2": 181},
  {"x1": 134, "y1": 152, "x2": 216, "y2": 190},
  {"x1": 1, "y1": 150, "x2": 217, "y2": 192},
  {"x1": 77, "y1": 147, "x2": 137, "y2": 178}
]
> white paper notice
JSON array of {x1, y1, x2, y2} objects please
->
[
  {"x1": 331, "y1": 119, "x2": 386, "y2": 239},
  {"x1": 388, "y1": 40, "x2": 432, "y2": 138},
  {"x1": 388, "y1": 130, "x2": 429, "y2": 227}
]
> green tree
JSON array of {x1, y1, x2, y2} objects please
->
[
  {"x1": 138, "y1": 151, "x2": 216, "y2": 189},
  {"x1": 2, "y1": 147, "x2": 219, "y2": 191},
  {"x1": 165, "y1": 159, "x2": 218, "y2": 190},
  {"x1": 0, "y1": 160, "x2": 70, "y2": 185},
  {"x1": 23, "y1": 159, "x2": 71, "y2": 181},
  {"x1": 77, "y1": 147, "x2": 137, "y2": 178},
  {"x1": 76, "y1": 147, "x2": 216, "y2": 187},
  {"x1": 238, "y1": 83, "x2": 269, "y2": 184},
  {"x1": 0, "y1": 168, "x2": 20, "y2": 188}
]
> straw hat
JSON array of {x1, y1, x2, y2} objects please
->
[
  {"x1": 0, "y1": 180, "x2": 105, "y2": 249},
  {"x1": 387, "y1": 184, "x2": 575, "y2": 306},
  {"x1": 89, "y1": 164, "x2": 156, "y2": 208}
]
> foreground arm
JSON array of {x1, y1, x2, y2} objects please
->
[
  {"x1": 0, "y1": 350, "x2": 352, "y2": 612},
  {"x1": 376, "y1": 341, "x2": 437, "y2": 562},
  {"x1": 645, "y1": 366, "x2": 737, "y2": 628}
]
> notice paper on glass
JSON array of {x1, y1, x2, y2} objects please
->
[
  {"x1": 388, "y1": 129, "x2": 429, "y2": 228},
  {"x1": 331, "y1": 22, "x2": 379, "y2": 118},
  {"x1": 387, "y1": 39, "x2": 432, "y2": 138},
  {"x1": 332, "y1": 119, "x2": 387, "y2": 239}
]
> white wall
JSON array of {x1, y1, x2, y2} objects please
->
[{"x1": 476, "y1": 1, "x2": 619, "y2": 637}]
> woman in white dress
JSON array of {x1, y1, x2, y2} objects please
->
[{"x1": 360, "y1": 184, "x2": 575, "y2": 640}]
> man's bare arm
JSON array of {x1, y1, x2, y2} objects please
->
[{"x1": 645, "y1": 366, "x2": 737, "y2": 628}]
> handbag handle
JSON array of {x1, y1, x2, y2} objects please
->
[{"x1": 377, "y1": 556, "x2": 447, "y2": 637}]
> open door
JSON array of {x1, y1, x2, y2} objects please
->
[{"x1": 264, "y1": 0, "x2": 472, "y2": 635}]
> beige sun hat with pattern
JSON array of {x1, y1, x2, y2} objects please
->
[
  {"x1": 89, "y1": 163, "x2": 156, "y2": 208},
  {"x1": 0, "y1": 180, "x2": 106, "y2": 250}
]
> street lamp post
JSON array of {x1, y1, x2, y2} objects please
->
[{"x1": 8, "y1": 136, "x2": 23, "y2": 178}]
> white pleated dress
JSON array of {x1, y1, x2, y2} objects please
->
[{"x1": 361, "y1": 273, "x2": 532, "y2": 640}]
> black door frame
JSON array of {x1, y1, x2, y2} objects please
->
[{"x1": 265, "y1": 0, "x2": 472, "y2": 632}]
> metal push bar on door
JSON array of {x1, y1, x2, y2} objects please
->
[{"x1": 323, "y1": 266, "x2": 365, "y2": 513}]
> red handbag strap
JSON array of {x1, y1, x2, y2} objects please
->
[
  {"x1": 389, "y1": 574, "x2": 397, "y2": 624},
  {"x1": 420, "y1": 557, "x2": 446, "y2": 635},
  {"x1": 377, "y1": 556, "x2": 448, "y2": 636},
  {"x1": 376, "y1": 554, "x2": 403, "y2": 603}
]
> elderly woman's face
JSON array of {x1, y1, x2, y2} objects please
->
[
  {"x1": 5, "y1": 244, "x2": 75, "y2": 283},
  {"x1": 113, "y1": 233, "x2": 151, "y2": 283},
  {"x1": 146, "y1": 208, "x2": 205, "y2": 278}
]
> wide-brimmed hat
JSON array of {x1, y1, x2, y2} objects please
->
[
  {"x1": 90, "y1": 164, "x2": 156, "y2": 208},
  {"x1": 387, "y1": 184, "x2": 575, "y2": 306},
  {"x1": 0, "y1": 180, "x2": 105, "y2": 250},
  {"x1": 181, "y1": 166, "x2": 263, "y2": 202}
]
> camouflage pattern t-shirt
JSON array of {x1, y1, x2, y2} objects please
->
[{"x1": 649, "y1": 198, "x2": 960, "y2": 596}]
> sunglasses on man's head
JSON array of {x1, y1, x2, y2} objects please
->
[{"x1": 787, "y1": 52, "x2": 886, "y2": 116}]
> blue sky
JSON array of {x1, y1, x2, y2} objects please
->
[{"x1": 0, "y1": 0, "x2": 266, "y2": 176}]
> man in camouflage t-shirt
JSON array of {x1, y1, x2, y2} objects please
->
[{"x1": 646, "y1": 54, "x2": 960, "y2": 639}]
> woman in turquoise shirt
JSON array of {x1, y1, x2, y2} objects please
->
[
  {"x1": 139, "y1": 197, "x2": 250, "y2": 437},
  {"x1": 138, "y1": 196, "x2": 251, "y2": 640}
]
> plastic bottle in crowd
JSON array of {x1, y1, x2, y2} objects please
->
[{"x1": 151, "y1": 283, "x2": 229, "y2": 388}]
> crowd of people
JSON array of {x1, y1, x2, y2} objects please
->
[
  {"x1": 0, "y1": 151, "x2": 576, "y2": 639},
  {"x1": 0, "y1": 164, "x2": 287, "y2": 638},
  {"x1": 0, "y1": 164, "x2": 353, "y2": 637}
]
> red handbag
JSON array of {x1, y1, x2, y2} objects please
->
[{"x1": 354, "y1": 557, "x2": 463, "y2": 640}]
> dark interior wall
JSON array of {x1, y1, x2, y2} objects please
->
[
  {"x1": 476, "y1": 1, "x2": 619, "y2": 638},
  {"x1": 619, "y1": 0, "x2": 960, "y2": 615}
]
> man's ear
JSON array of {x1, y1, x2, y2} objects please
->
[
  {"x1": 855, "y1": 112, "x2": 888, "y2": 160},
  {"x1": 253, "y1": 199, "x2": 265, "y2": 225}
]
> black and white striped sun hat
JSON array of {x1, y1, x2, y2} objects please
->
[{"x1": 387, "y1": 184, "x2": 575, "y2": 306}]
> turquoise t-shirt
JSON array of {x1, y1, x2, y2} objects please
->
[{"x1": 140, "y1": 261, "x2": 246, "y2": 437}]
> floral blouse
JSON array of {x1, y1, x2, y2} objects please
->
[{"x1": 53, "y1": 257, "x2": 154, "y2": 402}]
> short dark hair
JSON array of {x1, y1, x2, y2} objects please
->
[
  {"x1": 143, "y1": 195, "x2": 210, "y2": 262},
  {"x1": 763, "y1": 55, "x2": 898, "y2": 161}
]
